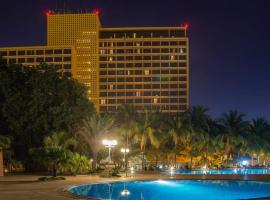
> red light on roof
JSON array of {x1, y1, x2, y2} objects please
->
[
  {"x1": 45, "y1": 10, "x2": 52, "y2": 17},
  {"x1": 183, "y1": 23, "x2": 189, "y2": 29},
  {"x1": 93, "y1": 8, "x2": 100, "y2": 15}
]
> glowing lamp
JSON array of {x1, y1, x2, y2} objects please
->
[
  {"x1": 121, "y1": 148, "x2": 130, "y2": 153},
  {"x1": 242, "y1": 160, "x2": 249, "y2": 166},
  {"x1": 102, "y1": 139, "x2": 117, "y2": 146}
]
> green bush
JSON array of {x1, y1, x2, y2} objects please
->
[
  {"x1": 38, "y1": 176, "x2": 66, "y2": 181},
  {"x1": 99, "y1": 167, "x2": 120, "y2": 178}
]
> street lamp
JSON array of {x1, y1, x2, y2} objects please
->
[
  {"x1": 121, "y1": 148, "x2": 130, "y2": 177},
  {"x1": 102, "y1": 139, "x2": 117, "y2": 163}
]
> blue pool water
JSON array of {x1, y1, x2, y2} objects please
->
[
  {"x1": 69, "y1": 180, "x2": 270, "y2": 200},
  {"x1": 170, "y1": 168, "x2": 270, "y2": 175}
]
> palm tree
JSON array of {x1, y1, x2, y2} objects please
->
[
  {"x1": 187, "y1": 106, "x2": 210, "y2": 169},
  {"x1": 0, "y1": 135, "x2": 11, "y2": 176},
  {"x1": 77, "y1": 113, "x2": 114, "y2": 169},
  {"x1": 116, "y1": 104, "x2": 138, "y2": 173},
  {"x1": 218, "y1": 110, "x2": 249, "y2": 166},
  {"x1": 133, "y1": 111, "x2": 160, "y2": 170},
  {"x1": 247, "y1": 117, "x2": 270, "y2": 165},
  {"x1": 164, "y1": 112, "x2": 188, "y2": 166}
]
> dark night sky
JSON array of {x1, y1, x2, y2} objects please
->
[{"x1": 1, "y1": 0, "x2": 270, "y2": 120}]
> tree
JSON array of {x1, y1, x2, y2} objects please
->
[
  {"x1": 218, "y1": 110, "x2": 249, "y2": 166},
  {"x1": 0, "y1": 64, "x2": 94, "y2": 168},
  {"x1": 30, "y1": 132, "x2": 77, "y2": 177},
  {"x1": 187, "y1": 106, "x2": 210, "y2": 169},
  {"x1": 247, "y1": 117, "x2": 270, "y2": 165},
  {"x1": 0, "y1": 135, "x2": 11, "y2": 176},
  {"x1": 164, "y1": 112, "x2": 188, "y2": 166},
  {"x1": 77, "y1": 113, "x2": 114, "y2": 169},
  {"x1": 133, "y1": 111, "x2": 160, "y2": 170}
]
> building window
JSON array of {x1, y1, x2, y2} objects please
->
[
  {"x1": 109, "y1": 85, "x2": 114, "y2": 90},
  {"x1": 170, "y1": 55, "x2": 175, "y2": 60},
  {"x1": 100, "y1": 49, "x2": 105, "y2": 54},
  {"x1": 36, "y1": 50, "x2": 44, "y2": 55},
  {"x1": 101, "y1": 99, "x2": 106, "y2": 105},
  {"x1": 109, "y1": 49, "x2": 114, "y2": 54},
  {"x1": 109, "y1": 57, "x2": 113, "y2": 61},
  {"x1": 9, "y1": 51, "x2": 16, "y2": 56},
  {"x1": 144, "y1": 70, "x2": 149, "y2": 75},
  {"x1": 136, "y1": 91, "x2": 141, "y2": 97},
  {"x1": 153, "y1": 97, "x2": 158, "y2": 104}
]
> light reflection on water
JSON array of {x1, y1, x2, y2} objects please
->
[{"x1": 69, "y1": 180, "x2": 270, "y2": 200}]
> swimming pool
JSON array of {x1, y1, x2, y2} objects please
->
[
  {"x1": 170, "y1": 168, "x2": 270, "y2": 175},
  {"x1": 69, "y1": 180, "x2": 270, "y2": 200}
]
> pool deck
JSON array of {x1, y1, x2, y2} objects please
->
[{"x1": 1, "y1": 173, "x2": 270, "y2": 200}]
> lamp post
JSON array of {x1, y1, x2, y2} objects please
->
[
  {"x1": 121, "y1": 148, "x2": 130, "y2": 176},
  {"x1": 102, "y1": 139, "x2": 117, "y2": 163}
]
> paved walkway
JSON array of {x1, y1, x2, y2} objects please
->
[{"x1": 1, "y1": 174, "x2": 270, "y2": 200}]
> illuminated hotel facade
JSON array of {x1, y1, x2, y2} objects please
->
[{"x1": 0, "y1": 12, "x2": 189, "y2": 113}]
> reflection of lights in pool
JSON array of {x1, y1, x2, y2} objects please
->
[
  {"x1": 121, "y1": 189, "x2": 130, "y2": 196},
  {"x1": 155, "y1": 180, "x2": 177, "y2": 186},
  {"x1": 68, "y1": 180, "x2": 270, "y2": 200}
]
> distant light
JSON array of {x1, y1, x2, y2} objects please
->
[
  {"x1": 93, "y1": 8, "x2": 100, "y2": 15},
  {"x1": 45, "y1": 10, "x2": 52, "y2": 17},
  {"x1": 184, "y1": 23, "x2": 189, "y2": 29}
]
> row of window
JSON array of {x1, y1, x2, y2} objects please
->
[
  {"x1": 100, "y1": 86, "x2": 187, "y2": 96},
  {"x1": 100, "y1": 62, "x2": 187, "y2": 68},
  {"x1": 100, "y1": 105, "x2": 187, "y2": 112},
  {"x1": 100, "y1": 69, "x2": 187, "y2": 76},
  {"x1": 6, "y1": 57, "x2": 71, "y2": 64},
  {"x1": 100, "y1": 77, "x2": 187, "y2": 83},
  {"x1": 99, "y1": 77, "x2": 187, "y2": 85},
  {"x1": 99, "y1": 41, "x2": 187, "y2": 47},
  {"x1": 100, "y1": 90, "x2": 187, "y2": 96},
  {"x1": 100, "y1": 48, "x2": 186, "y2": 54},
  {"x1": 0, "y1": 49, "x2": 72, "y2": 56},
  {"x1": 100, "y1": 30, "x2": 186, "y2": 39},
  {"x1": 100, "y1": 55, "x2": 187, "y2": 61},
  {"x1": 101, "y1": 98, "x2": 186, "y2": 103}
]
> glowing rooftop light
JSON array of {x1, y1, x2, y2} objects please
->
[
  {"x1": 45, "y1": 10, "x2": 52, "y2": 17},
  {"x1": 93, "y1": 8, "x2": 100, "y2": 15},
  {"x1": 184, "y1": 23, "x2": 189, "y2": 29}
]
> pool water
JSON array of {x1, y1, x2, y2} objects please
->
[
  {"x1": 69, "y1": 180, "x2": 270, "y2": 200},
  {"x1": 171, "y1": 168, "x2": 270, "y2": 175}
]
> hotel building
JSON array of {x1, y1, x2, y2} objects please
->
[{"x1": 0, "y1": 11, "x2": 189, "y2": 113}]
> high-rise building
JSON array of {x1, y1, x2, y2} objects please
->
[{"x1": 0, "y1": 11, "x2": 189, "y2": 113}]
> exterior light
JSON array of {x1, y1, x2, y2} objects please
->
[
  {"x1": 170, "y1": 166, "x2": 175, "y2": 175},
  {"x1": 121, "y1": 148, "x2": 130, "y2": 153},
  {"x1": 102, "y1": 139, "x2": 117, "y2": 163},
  {"x1": 102, "y1": 139, "x2": 117, "y2": 147},
  {"x1": 242, "y1": 160, "x2": 249, "y2": 166}
]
